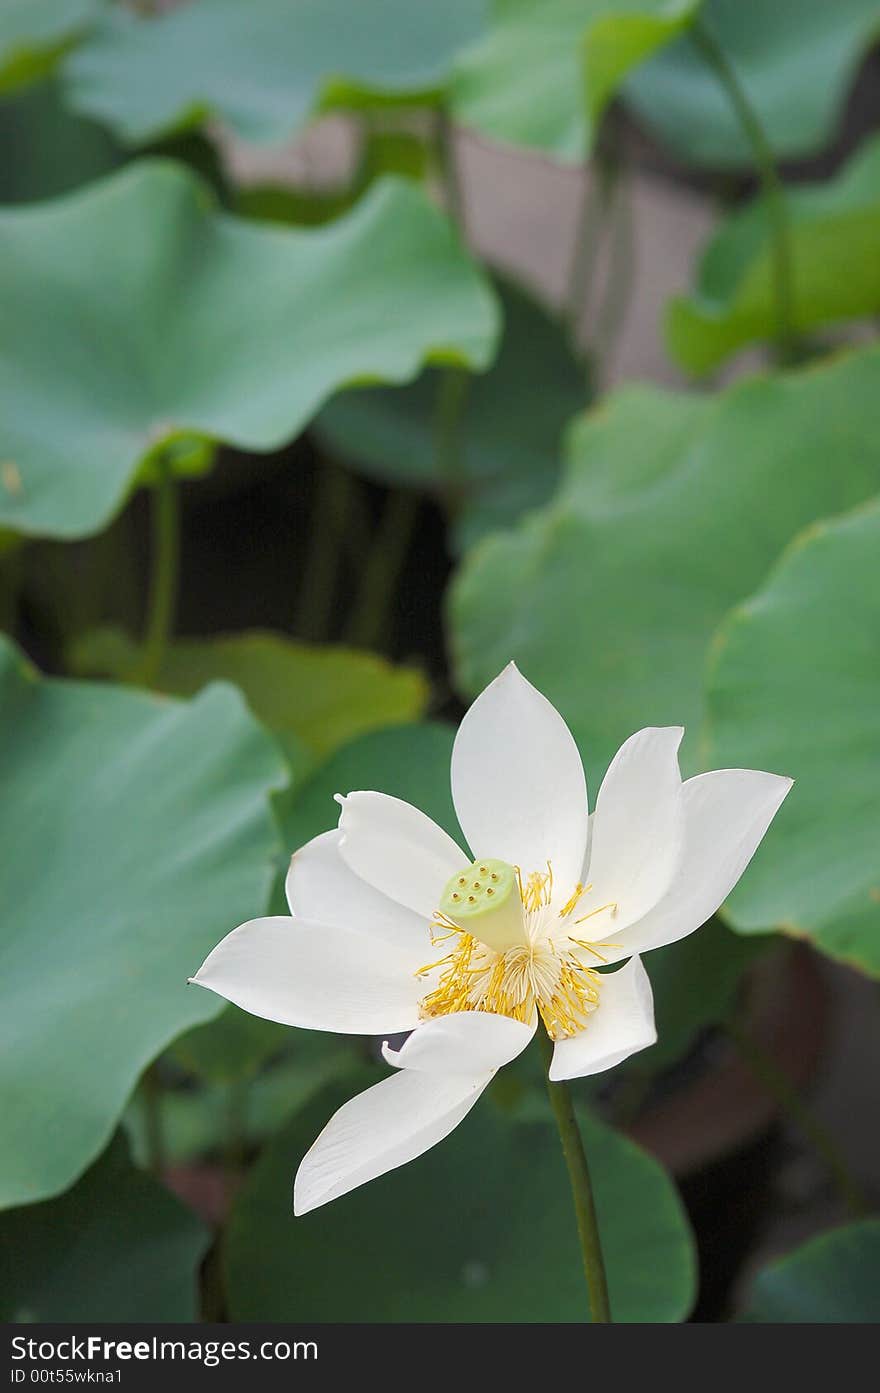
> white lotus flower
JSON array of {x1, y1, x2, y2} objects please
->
[{"x1": 192, "y1": 664, "x2": 791, "y2": 1214}]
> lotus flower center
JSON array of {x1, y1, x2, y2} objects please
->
[{"x1": 417, "y1": 859, "x2": 618, "y2": 1041}]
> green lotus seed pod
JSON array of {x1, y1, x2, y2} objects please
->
[{"x1": 439, "y1": 858, "x2": 524, "y2": 953}]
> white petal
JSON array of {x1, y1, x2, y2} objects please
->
[
  {"x1": 190, "y1": 915, "x2": 421, "y2": 1035},
  {"x1": 294, "y1": 1068, "x2": 490, "y2": 1214},
  {"x1": 337, "y1": 791, "x2": 466, "y2": 920},
  {"x1": 451, "y1": 663, "x2": 588, "y2": 898},
  {"x1": 582, "y1": 727, "x2": 684, "y2": 931},
  {"x1": 382, "y1": 1010, "x2": 535, "y2": 1074},
  {"x1": 286, "y1": 829, "x2": 430, "y2": 953},
  {"x1": 600, "y1": 768, "x2": 793, "y2": 963},
  {"x1": 549, "y1": 957, "x2": 656, "y2": 1081}
]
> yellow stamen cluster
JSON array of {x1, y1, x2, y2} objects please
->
[{"x1": 417, "y1": 862, "x2": 616, "y2": 1041}]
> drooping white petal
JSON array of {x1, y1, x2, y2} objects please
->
[
  {"x1": 451, "y1": 663, "x2": 588, "y2": 899},
  {"x1": 549, "y1": 956, "x2": 656, "y2": 1081},
  {"x1": 337, "y1": 791, "x2": 466, "y2": 920},
  {"x1": 598, "y1": 768, "x2": 793, "y2": 964},
  {"x1": 190, "y1": 915, "x2": 422, "y2": 1035},
  {"x1": 582, "y1": 727, "x2": 685, "y2": 931},
  {"x1": 382, "y1": 1009, "x2": 535, "y2": 1074},
  {"x1": 286, "y1": 829, "x2": 430, "y2": 953},
  {"x1": 294, "y1": 1068, "x2": 490, "y2": 1214}
]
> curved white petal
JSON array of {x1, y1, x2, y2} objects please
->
[
  {"x1": 294, "y1": 1068, "x2": 490, "y2": 1214},
  {"x1": 549, "y1": 956, "x2": 656, "y2": 1081},
  {"x1": 599, "y1": 768, "x2": 793, "y2": 964},
  {"x1": 286, "y1": 829, "x2": 430, "y2": 953},
  {"x1": 382, "y1": 1009, "x2": 535, "y2": 1074},
  {"x1": 337, "y1": 791, "x2": 466, "y2": 920},
  {"x1": 583, "y1": 727, "x2": 685, "y2": 931},
  {"x1": 451, "y1": 663, "x2": 588, "y2": 899},
  {"x1": 190, "y1": 915, "x2": 421, "y2": 1035}
]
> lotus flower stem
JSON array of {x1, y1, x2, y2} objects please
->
[
  {"x1": 345, "y1": 486, "x2": 421, "y2": 650},
  {"x1": 691, "y1": 18, "x2": 797, "y2": 366},
  {"x1": 538, "y1": 1023, "x2": 612, "y2": 1322},
  {"x1": 138, "y1": 454, "x2": 180, "y2": 687},
  {"x1": 432, "y1": 107, "x2": 472, "y2": 508},
  {"x1": 295, "y1": 457, "x2": 353, "y2": 641},
  {"x1": 140, "y1": 1063, "x2": 166, "y2": 1177}
]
